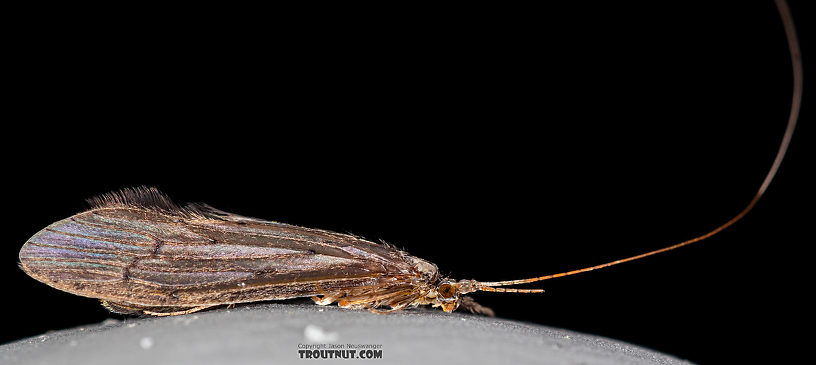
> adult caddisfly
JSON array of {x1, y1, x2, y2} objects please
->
[{"x1": 18, "y1": 0, "x2": 801, "y2": 317}]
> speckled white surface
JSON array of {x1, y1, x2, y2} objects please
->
[{"x1": 1, "y1": 303, "x2": 693, "y2": 365}]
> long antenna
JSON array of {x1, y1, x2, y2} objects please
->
[{"x1": 479, "y1": 0, "x2": 802, "y2": 290}]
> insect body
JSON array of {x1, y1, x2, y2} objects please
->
[{"x1": 18, "y1": 188, "x2": 498, "y2": 316}]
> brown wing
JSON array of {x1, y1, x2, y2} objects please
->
[{"x1": 19, "y1": 187, "x2": 428, "y2": 307}]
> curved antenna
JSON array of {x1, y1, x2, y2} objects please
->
[{"x1": 479, "y1": 0, "x2": 802, "y2": 290}]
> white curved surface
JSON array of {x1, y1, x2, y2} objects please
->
[{"x1": 1, "y1": 302, "x2": 693, "y2": 365}]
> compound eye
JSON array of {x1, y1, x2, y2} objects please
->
[{"x1": 438, "y1": 283, "x2": 455, "y2": 299}]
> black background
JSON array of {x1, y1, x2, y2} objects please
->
[{"x1": 2, "y1": 1, "x2": 810, "y2": 364}]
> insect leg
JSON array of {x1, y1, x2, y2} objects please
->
[
  {"x1": 101, "y1": 300, "x2": 214, "y2": 316},
  {"x1": 311, "y1": 296, "x2": 339, "y2": 305},
  {"x1": 366, "y1": 303, "x2": 406, "y2": 314},
  {"x1": 143, "y1": 305, "x2": 214, "y2": 316},
  {"x1": 310, "y1": 283, "x2": 340, "y2": 305},
  {"x1": 100, "y1": 300, "x2": 144, "y2": 315},
  {"x1": 457, "y1": 296, "x2": 495, "y2": 317},
  {"x1": 352, "y1": 290, "x2": 420, "y2": 313},
  {"x1": 366, "y1": 293, "x2": 419, "y2": 314}
]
